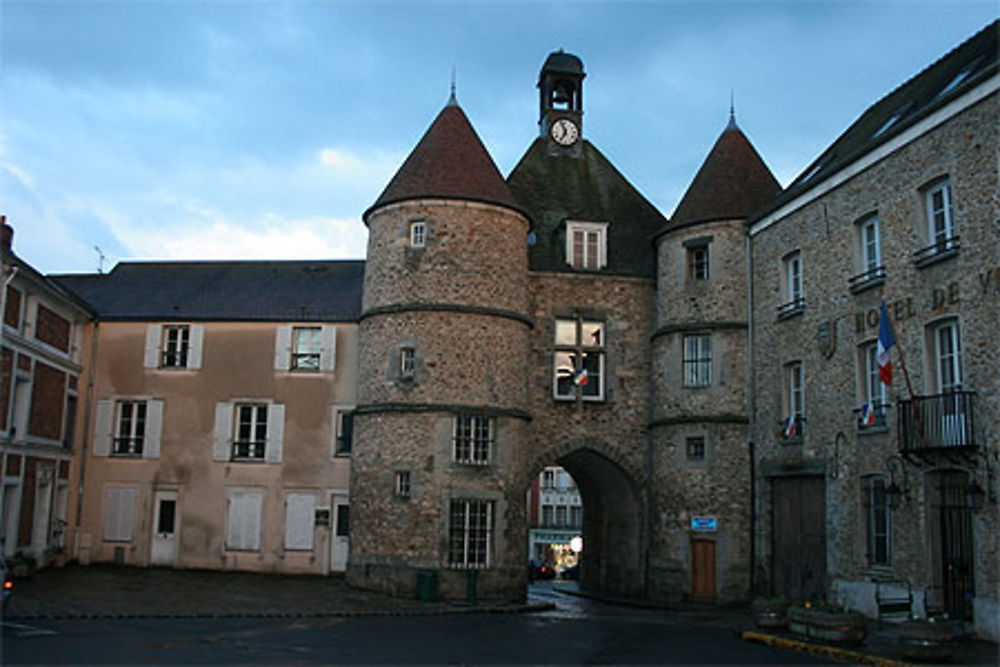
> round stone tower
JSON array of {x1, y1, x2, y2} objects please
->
[
  {"x1": 348, "y1": 96, "x2": 533, "y2": 601},
  {"x1": 649, "y1": 111, "x2": 781, "y2": 602}
]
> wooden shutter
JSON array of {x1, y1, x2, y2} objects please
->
[
  {"x1": 94, "y1": 399, "x2": 114, "y2": 457},
  {"x1": 284, "y1": 493, "x2": 316, "y2": 551},
  {"x1": 266, "y1": 404, "x2": 284, "y2": 463},
  {"x1": 143, "y1": 399, "x2": 164, "y2": 459},
  {"x1": 143, "y1": 325, "x2": 161, "y2": 368},
  {"x1": 187, "y1": 325, "x2": 204, "y2": 369},
  {"x1": 320, "y1": 325, "x2": 337, "y2": 371},
  {"x1": 213, "y1": 402, "x2": 233, "y2": 461},
  {"x1": 274, "y1": 325, "x2": 291, "y2": 371},
  {"x1": 227, "y1": 490, "x2": 262, "y2": 551}
]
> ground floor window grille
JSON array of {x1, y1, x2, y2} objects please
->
[{"x1": 449, "y1": 499, "x2": 492, "y2": 568}]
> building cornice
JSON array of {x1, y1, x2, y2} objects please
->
[{"x1": 360, "y1": 303, "x2": 534, "y2": 328}]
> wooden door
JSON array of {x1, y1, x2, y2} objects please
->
[
  {"x1": 770, "y1": 476, "x2": 826, "y2": 602},
  {"x1": 691, "y1": 539, "x2": 716, "y2": 602}
]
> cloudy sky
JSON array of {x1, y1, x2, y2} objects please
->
[{"x1": 2, "y1": 1, "x2": 996, "y2": 274}]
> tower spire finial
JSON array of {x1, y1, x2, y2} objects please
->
[
  {"x1": 727, "y1": 90, "x2": 738, "y2": 130},
  {"x1": 448, "y1": 65, "x2": 458, "y2": 106}
]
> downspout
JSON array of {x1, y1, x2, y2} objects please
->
[{"x1": 745, "y1": 224, "x2": 757, "y2": 595}]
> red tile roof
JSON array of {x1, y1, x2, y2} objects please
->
[
  {"x1": 668, "y1": 120, "x2": 781, "y2": 230},
  {"x1": 365, "y1": 104, "x2": 522, "y2": 221}
]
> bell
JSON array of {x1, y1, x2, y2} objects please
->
[{"x1": 552, "y1": 85, "x2": 572, "y2": 105}]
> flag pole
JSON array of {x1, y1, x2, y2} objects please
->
[{"x1": 881, "y1": 302, "x2": 924, "y2": 450}]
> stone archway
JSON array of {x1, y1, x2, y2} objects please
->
[{"x1": 524, "y1": 444, "x2": 646, "y2": 599}]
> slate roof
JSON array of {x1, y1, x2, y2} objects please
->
[
  {"x1": 666, "y1": 116, "x2": 781, "y2": 232},
  {"x1": 757, "y1": 19, "x2": 998, "y2": 220},
  {"x1": 507, "y1": 138, "x2": 667, "y2": 278},
  {"x1": 365, "y1": 103, "x2": 524, "y2": 221},
  {"x1": 52, "y1": 260, "x2": 365, "y2": 322}
]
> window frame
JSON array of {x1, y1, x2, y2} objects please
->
[
  {"x1": 112, "y1": 399, "x2": 147, "y2": 456},
  {"x1": 933, "y1": 319, "x2": 962, "y2": 394},
  {"x1": 925, "y1": 179, "x2": 955, "y2": 248},
  {"x1": 453, "y1": 413, "x2": 493, "y2": 466},
  {"x1": 448, "y1": 498, "x2": 493, "y2": 569},
  {"x1": 862, "y1": 475, "x2": 892, "y2": 568},
  {"x1": 333, "y1": 406, "x2": 354, "y2": 457},
  {"x1": 410, "y1": 220, "x2": 427, "y2": 248},
  {"x1": 161, "y1": 325, "x2": 190, "y2": 368},
  {"x1": 399, "y1": 347, "x2": 416, "y2": 378},
  {"x1": 849, "y1": 214, "x2": 886, "y2": 292},
  {"x1": 553, "y1": 318, "x2": 606, "y2": 402},
  {"x1": 686, "y1": 435, "x2": 706, "y2": 461},
  {"x1": 291, "y1": 326, "x2": 322, "y2": 371},
  {"x1": 232, "y1": 402, "x2": 269, "y2": 461},
  {"x1": 682, "y1": 333, "x2": 712, "y2": 388},
  {"x1": 858, "y1": 342, "x2": 889, "y2": 429},
  {"x1": 783, "y1": 361, "x2": 805, "y2": 439},
  {"x1": 565, "y1": 221, "x2": 608, "y2": 270},
  {"x1": 393, "y1": 471, "x2": 411, "y2": 499},
  {"x1": 687, "y1": 244, "x2": 710, "y2": 281}
]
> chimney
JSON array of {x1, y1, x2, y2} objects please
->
[{"x1": 1, "y1": 216, "x2": 12, "y2": 251}]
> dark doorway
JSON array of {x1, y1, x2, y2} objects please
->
[
  {"x1": 927, "y1": 470, "x2": 974, "y2": 620},
  {"x1": 770, "y1": 475, "x2": 826, "y2": 602}
]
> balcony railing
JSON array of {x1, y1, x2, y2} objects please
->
[
  {"x1": 776, "y1": 297, "x2": 805, "y2": 320},
  {"x1": 848, "y1": 265, "x2": 886, "y2": 293},
  {"x1": 898, "y1": 391, "x2": 976, "y2": 453},
  {"x1": 913, "y1": 236, "x2": 960, "y2": 268}
]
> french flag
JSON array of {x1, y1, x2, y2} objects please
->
[
  {"x1": 860, "y1": 403, "x2": 876, "y2": 427},
  {"x1": 573, "y1": 368, "x2": 589, "y2": 386},
  {"x1": 877, "y1": 301, "x2": 895, "y2": 387},
  {"x1": 783, "y1": 416, "x2": 797, "y2": 438}
]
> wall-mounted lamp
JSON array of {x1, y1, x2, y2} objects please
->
[{"x1": 885, "y1": 455, "x2": 910, "y2": 510}]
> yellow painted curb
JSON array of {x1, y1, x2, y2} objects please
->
[{"x1": 740, "y1": 630, "x2": 910, "y2": 667}]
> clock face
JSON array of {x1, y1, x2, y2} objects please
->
[{"x1": 550, "y1": 118, "x2": 579, "y2": 146}]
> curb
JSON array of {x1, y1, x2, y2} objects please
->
[
  {"x1": 4, "y1": 602, "x2": 555, "y2": 623},
  {"x1": 741, "y1": 630, "x2": 910, "y2": 667}
]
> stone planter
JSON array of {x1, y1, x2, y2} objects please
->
[
  {"x1": 787, "y1": 606, "x2": 868, "y2": 645},
  {"x1": 898, "y1": 620, "x2": 956, "y2": 663},
  {"x1": 753, "y1": 598, "x2": 790, "y2": 631}
]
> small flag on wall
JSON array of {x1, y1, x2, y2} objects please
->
[
  {"x1": 573, "y1": 368, "x2": 589, "y2": 386},
  {"x1": 877, "y1": 301, "x2": 895, "y2": 386},
  {"x1": 860, "y1": 403, "x2": 876, "y2": 427},
  {"x1": 783, "y1": 416, "x2": 797, "y2": 438}
]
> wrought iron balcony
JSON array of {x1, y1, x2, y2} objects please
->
[
  {"x1": 897, "y1": 391, "x2": 977, "y2": 453},
  {"x1": 913, "y1": 236, "x2": 960, "y2": 268},
  {"x1": 848, "y1": 265, "x2": 886, "y2": 293},
  {"x1": 776, "y1": 297, "x2": 805, "y2": 320}
]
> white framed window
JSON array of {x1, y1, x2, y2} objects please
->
[
  {"x1": 226, "y1": 489, "x2": 263, "y2": 552},
  {"x1": 783, "y1": 361, "x2": 804, "y2": 438},
  {"x1": 553, "y1": 318, "x2": 605, "y2": 401},
  {"x1": 448, "y1": 498, "x2": 492, "y2": 569},
  {"x1": 212, "y1": 401, "x2": 284, "y2": 463},
  {"x1": 688, "y1": 244, "x2": 709, "y2": 281},
  {"x1": 850, "y1": 214, "x2": 885, "y2": 292},
  {"x1": 933, "y1": 320, "x2": 962, "y2": 394},
  {"x1": 682, "y1": 334, "x2": 712, "y2": 387},
  {"x1": 274, "y1": 325, "x2": 336, "y2": 372},
  {"x1": 779, "y1": 251, "x2": 803, "y2": 317},
  {"x1": 284, "y1": 492, "x2": 316, "y2": 551},
  {"x1": 565, "y1": 221, "x2": 607, "y2": 270},
  {"x1": 94, "y1": 398, "x2": 163, "y2": 459},
  {"x1": 103, "y1": 486, "x2": 136, "y2": 542},
  {"x1": 862, "y1": 475, "x2": 891, "y2": 567},
  {"x1": 453, "y1": 413, "x2": 493, "y2": 465},
  {"x1": 410, "y1": 220, "x2": 427, "y2": 248},
  {"x1": 394, "y1": 471, "x2": 411, "y2": 499},
  {"x1": 333, "y1": 406, "x2": 354, "y2": 457},
  {"x1": 925, "y1": 179, "x2": 955, "y2": 250},
  {"x1": 144, "y1": 324, "x2": 203, "y2": 370},
  {"x1": 400, "y1": 347, "x2": 416, "y2": 377},
  {"x1": 859, "y1": 343, "x2": 888, "y2": 428},
  {"x1": 542, "y1": 469, "x2": 555, "y2": 489}
]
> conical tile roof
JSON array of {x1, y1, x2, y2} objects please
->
[
  {"x1": 365, "y1": 103, "x2": 522, "y2": 221},
  {"x1": 668, "y1": 119, "x2": 781, "y2": 230}
]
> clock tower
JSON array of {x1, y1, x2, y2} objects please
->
[{"x1": 538, "y1": 50, "x2": 585, "y2": 153}]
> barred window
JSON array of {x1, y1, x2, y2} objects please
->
[
  {"x1": 863, "y1": 475, "x2": 892, "y2": 567},
  {"x1": 113, "y1": 400, "x2": 146, "y2": 456},
  {"x1": 453, "y1": 414, "x2": 493, "y2": 465},
  {"x1": 448, "y1": 499, "x2": 492, "y2": 569},
  {"x1": 682, "y1": 334, "x2": 712, "y2": 387}
]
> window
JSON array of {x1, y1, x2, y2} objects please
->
[
  {"x1": 453, "y1": 414, "x2": 493, "y2": 465},
  {"x1": 394, "y1": 471, "x2": 411, "y2": 499},
  {"x1": 449, "y1": 499, "x2": 492, "y2": 568},
  {"x1": 334, "y1": 408, "x2": 354, "y2": 456},
  {"x1": 850, "y1": 215, "x2": 885, "y2": 292},
  {"x1": 541, "y1": 505, "x2": 553, "y2": 527},
  {"x1": 570, "y1": 506, "x2": 583, "y2": 528},
  {"x1": 161, "y1": 325, "x2": 190, "y2": 368},
  {"x1": 542, "y1": 469, "x2": 555, "y2": 489},
  {"x1": 212, "y1": 401, "x2": 283, "y2": 463},
  {"x1": 233, "y1": 404, "x2": 268, "y2": 460},
  {"x1": 103, "y1": 486, "x2": 136, "y2": 542},
  {"x1": 925, "y1": 179, "x2": 955, "y2": 250},
  {"x1": 863, "y1": 475, "x2": 891, "y2": 567},
  {"x1": 553, "y1": 318, "x2": 605, "y2": 401},
  {"x1": 682, "y1": 334, "x2": 712, "y2": 387},
  {"x1": 410, "y1": 221, "x2": 427, "y2": 248},
  {"x1": 555, "y1": 505, "x2": 567, "y2": 527},
  {"x1": 858, "y1": 343, "x2": 888, "y2": 429},
  {"x1": 226, "y1": 490, "x2": 263, "y2": 551},
  {"x1": 565, "y1": 221, "x2": 607, "y2": 270},
  {"x1": 783, "y1": 362, "x2": 804, "y2": 438},
  {"x1": 284, "y1": 493, "x2": 316, "y2": 551},
  {"x1": 113, "y1": 400, "x2": 146, "y2": 456},
  {"x1": 686, "y1": 436, "x2": 706, "y2": 461},
  {"x1": 778, "y1": 251, "x2": 804, "y2": 317},
  {"x1": 144, "y1": 324, "x2": 203, "y2": 370},
  {"x1": 400, "y1": 347, "x2": 416, "y2": 378},
  {"x1": 291, "y1": 327, "x2": 322, "y2": 371},
  {"x1": 688, "y1": 244, "x2": 709, "y2": 281},
  {"x1": 933, "y1": 320, "x2": 962, "y2": 394}
]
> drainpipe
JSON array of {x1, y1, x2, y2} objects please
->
[{"x1": 745, "y1": 224, "x2": 757, "y2": 595}]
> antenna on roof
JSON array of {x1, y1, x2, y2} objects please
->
[
  {"x1": 448, "y1": 65, "x2": 458, "y2": 106},
  {"x1": 94, "y1": 246, "x2": 106, "y2": 274}
]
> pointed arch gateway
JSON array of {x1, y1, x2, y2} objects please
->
[{"x1": 526, "y1": 444, "x2": 646, "y2": 599}]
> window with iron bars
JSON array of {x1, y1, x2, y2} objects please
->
[
  {"x1": 113, "y1": 400, "x2": 146, "y2": 456},
  {"x1": 453, "y1": 414, "x2": 492, "y2": 465},
  {"x1": 233, "y1": 403, "x2": 268, "y2": 460},
  {"x1": 448, "y1": 498, "x2": 492, "y2": 569}
]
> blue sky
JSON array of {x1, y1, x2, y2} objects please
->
[{"x1": 2, "y1": 0, "x2": 996, "y2": 274}]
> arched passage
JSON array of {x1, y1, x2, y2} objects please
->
[{"x1": 524, "y1": 446, "x2": 645, "y2": 599}]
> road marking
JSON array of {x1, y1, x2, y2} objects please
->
[{"x1": 2, "y1": 620, "x2": 58, "y2": 637}]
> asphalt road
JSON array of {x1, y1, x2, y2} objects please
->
[{"x1": 2, "y1": 585, "x2": 835, "y2": 665}]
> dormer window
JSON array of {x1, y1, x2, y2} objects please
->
[{"x1": 565, "y1": 221, "x2": 607, "y2": 270}]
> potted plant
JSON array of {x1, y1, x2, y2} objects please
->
[
  {"x1": 898, "y1": 615, "x2": 957, "y2": 662},
  {"x1": 787, "y1": 600, "x2": 868, "y2": 645}
]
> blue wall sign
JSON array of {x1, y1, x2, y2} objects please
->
[{"x1": 691, "y1": 516, "x2": 717, "y2": 532}]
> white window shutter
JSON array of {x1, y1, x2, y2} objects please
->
[
  {"x1": 104, "y1": 487, "x2": 135, "y2": 541},
  {"x1": 213, "y1": 402, "x2": 234, "y2": 461},
  {"x1": 144, "y1": 325, "x2": 161, "y2": 368},
  {"x1": 227, "y1": 491, "x2": 262, "y2": 551},
  {"x1": 103, "y1": 488, "x2": 121, "y2": 540},
  {"x1": 320, "y1": 325, "x2": 337, "y2": 371},
  {"x1": 284, "y1": 493, "x2": 316, "y2": 550},
  {"x1": 143, "y1": 399, "x2": 164, "y2": 459},
  {"x1": 94, "y1": 399, "x2": 114, "y2": 457},
  {"x1": 266, "y1": 403, "x2": 284, "y2": 463},
  {"x1": 188, "y1": 325, "x2": 204, "y2": 369},
  {"x1": 274, "y1": 325, "x2": 291, "y2": 371}
]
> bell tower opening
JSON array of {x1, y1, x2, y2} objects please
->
[{"x1": 538, "y1": 50, "x2": 585, "y2": 145}]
